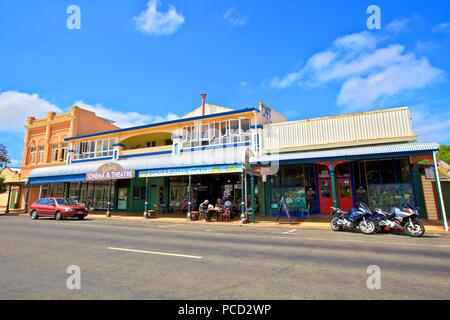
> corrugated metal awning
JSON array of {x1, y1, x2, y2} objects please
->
[
  {"x1": 27, "y1": 146, "x2": 249, "y2": 183},
  {"x1": 250, "y1": 142, "x2": 439, "y2": 163}
]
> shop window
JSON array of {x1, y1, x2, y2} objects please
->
[
  {"x1": 133, "y1": 186, "x2": 146, "y2": 200},
  {"x1": 379, "y1": 160, "x2": 394, "y2": 183},
  {"x1": 281, "y1": 165, "x2": 304, "y2": 187},
  {"x1": 396, "y1": 159, "x2": 411, "y2": 183},
  {"x1": 318, "y1": 165, "x2": 330, "y2": 178},
  {"x1": 365, "y1": 161, "x2": 381, "y2": 184},
  {"x1": 336, "y1": 163, "x2": 350, "y2": 177}
]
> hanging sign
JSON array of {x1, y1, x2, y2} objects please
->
[{"x1": 86, "y1": 162, "x2": 135, "y2": 181}]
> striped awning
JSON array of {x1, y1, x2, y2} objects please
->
[
  {"x1": 27, "y1": 146, "x2": 249, "y2": 184},
  {"x1": 250, "y1": 142, "x2": 439, "y2": 164}
]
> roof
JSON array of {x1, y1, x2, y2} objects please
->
[
  {"x1": 251, "y1": 142, "x2": 440, "y2": 163},
  {"x1": 27, "y1": 146, "x2": 250, "y2": 182},
  {"x1": 182, "y1": 103, "x2": 234, "y2": 118},
  {"x1": 65, "y1": 107, "x2": 258, "y2": 142}
]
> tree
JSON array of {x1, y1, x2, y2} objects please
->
[
  {"x1": 438, "y1": 144, "x2": 450, "y2": 164},
  {"x1": 0, "y1": 176, "x2": 6, "y2": 194},
  {"x1": 0, "y1": 143, "x2": 10, "y2": 168}
]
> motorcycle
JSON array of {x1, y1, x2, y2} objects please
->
[
  {"x1": 371, "y1": 203, "x2": 425, "y2": 237},
  {"x1": 330, "y1": 202, "x2": 376, "y2": 235}
]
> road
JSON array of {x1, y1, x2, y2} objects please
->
[{"x1": 1, "y1": 215, "x2": 449, "y2": 300}]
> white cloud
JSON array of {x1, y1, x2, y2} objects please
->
[
  {"x1": 269, "y1": 28, "x2": 445, "y2": 111},
  {"x1": 386, "y1": 17, "x2": 413, "y2": 33},
  {"x1": 74, "y1": 100, "x2": 179, "y2": 129},
  {"x1": 411, "y1": 105, "x2": 450, "y2": 143},
  {"x1": 223, "y1": 8, "x2": 248, "y2": 27},
  {"x1": 432, "y1": 22, "x2": 450, "y2": 34},
  {"x1": 134, "y1": 0, "x2": 185, "y2": 36},
  {"x1": 0, "y1": 91, "x2": 62, "y2": 132}
]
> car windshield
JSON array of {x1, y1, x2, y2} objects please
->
[{"x1": 56, "y1": 198, "x2": 78, "y2": 206}]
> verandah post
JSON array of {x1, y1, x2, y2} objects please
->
[
  {"x1": 251, "y1": 172, "x2": 255, "y2": 223},
  {"x1": 5, "y1": 184, "x2": 12, "y2": 214},
  {"x1": 144, "y1": 177, "x2": 149, "y2": 218},
  {"x1": 24, "y1": 185, "x2": 30, "y2": 213},
  {"x1": 330, "y1": 160, "x2": 339, "y2": 208},
  {"x1": 106, "y1": 180, "x2": 112, "y2": 217},
  {"x1": 433, "y1": 151, "x2": 449, "y2": 231}
]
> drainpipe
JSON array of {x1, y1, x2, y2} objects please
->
[
  {"x1": 187, "y1": 175, "x2": 192, "y2": 221},
  {"x1": 433, "y1": 151, "x2": 449, "y2": 231}
]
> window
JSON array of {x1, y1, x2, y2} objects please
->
[
  {"x1": 229, "y1": 120, "x2": 239, "y2": 135},
  {"x1": 133, "y1": 186, "x2": 146, "y2": 200},
  {"x1": 29, "y1": 147, "x2": 37, "y2": 164},
  {"x1": 60, "y1": 143, "x2": 68, "y2": 161},
  {"x1": 74, "y1": 138, "x2": 115, "y2": 160},
  {"x1": 51, "y1": 144, "x2": 59, "y2": 162},
  {"x1": 240, "y1": 118, "x2": 250, "y2": 134},
  {"x1": 38, "y1": 146, "x2": 45, "y2": 163}
]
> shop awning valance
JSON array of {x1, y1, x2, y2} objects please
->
[
  {"x1": 250, "y1": 142, "x2": 440, "y2": 164},
  {"x1": 27, "y1": 146, "x2": 250, "y2": 184}
]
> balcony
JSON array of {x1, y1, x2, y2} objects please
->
[{"x1": 120, "y1": 145, "x2": 172, "y2": 158}]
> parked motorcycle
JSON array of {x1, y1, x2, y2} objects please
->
[
  {"x1": 330, "y1": 202, "x2": 376, "y2": 235},
  {"x1": 371, "y1": 203, "x2": 425, "y2": 237}
]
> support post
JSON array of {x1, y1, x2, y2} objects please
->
[
  {"x1": 144, "y1": 178, "x2": 149, "y2": 218},
  {"x1": 24, "y1": 185, "x2": 30, "y2": 213},
  {"x1": 251, "y1": 172, "x2": 255, "y2": 223},
  {"x1": 240, "y1": 169, "x2": 246, "y2": 223},
  {"x1": 433, "y1": 151, "x2": 449, "y2": 231},
  {"x1": 106, "y1": 180, "x2": 112, "y2": 217},
  {"x1": 187, "y1": 175, "x2": 192, "y2": 221},
  {"x1": 5, "y1": 184, "x2": 12, "y2": 214},
  {"x1": 91, "y1": 181, "x2": 96, "y2": 210},
  {"x1": 330, "y1": 160, "x2": 339, "y2": 208},
  {"x1": 77, "y1": 182, "x2": 82, "y2": 203}
]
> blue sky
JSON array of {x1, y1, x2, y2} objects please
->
[{"x1": 1, "y1": 0, "x2": 450, "y2": 166}]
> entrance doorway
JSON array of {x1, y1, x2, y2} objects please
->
[
  {"x1": 318, "y1": 178, "x2": 333, "y2": 213},
  {"x1": 336, "y1": 163, "x2": 354, "y2": 211}
]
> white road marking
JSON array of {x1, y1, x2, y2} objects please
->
[
  {"x1": 107, "y1": 247, "x2": 203, "y2": 259},
  {"x1": 282, "y1": 229, "x2": 297, "y2": 235},
  {"x1": 156, "y1": 224, "x2": 184, "y2": 228}
]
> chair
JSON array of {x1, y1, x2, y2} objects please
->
[{"x1": 220, "y1": 208, "x2": 231, "y2": 222}]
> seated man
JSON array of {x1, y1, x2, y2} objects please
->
[{"x1": 199, "y1": 200, "x2": 210, "y2": 221}]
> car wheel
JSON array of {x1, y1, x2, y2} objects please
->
[
  {"x1": 55, "y1": 211, "x2": 63, "y2": 221},
  {"x1": 77, "y1": 215, "x2": 85, "y2": 220},
  {"x1": 31, "y1": 210, "x2": 39, "y2": 220}
]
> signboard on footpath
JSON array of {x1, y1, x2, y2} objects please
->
[{"x1": 86, "y1": 162, "x2": 135, "y2": 181}]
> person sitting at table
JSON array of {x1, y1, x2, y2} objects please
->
[
  {"x1": 224, "y1": 198, "x2": 232, "y2": 210},
  {"x1": 215, "y1": 198, "x2": 224, "y2": 210},
  {"x1": 199, "y1": 200, "x2": 210, "y2": 221}
]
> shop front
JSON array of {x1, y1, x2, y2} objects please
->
[
  {"x1": 250, "y1": 142, "x2": 441, "y2": 219},
  {"x1": 139, "y1": 164, "x2": 245, "y2": 216}
]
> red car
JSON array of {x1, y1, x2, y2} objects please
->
[{"x1": 29, "y1": 197, "x2": 88, "y2": 220}]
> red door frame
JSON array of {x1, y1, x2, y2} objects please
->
[
  {"x1": 337, "y1": 177, "x2": 353, "y2": 211},
  {"x1": 318, "y1": 178, "x2": 333, "y2": 214}
]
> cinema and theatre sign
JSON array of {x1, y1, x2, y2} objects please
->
[{"x1": 86, "y1": 162, "x2": 135, "y2": 181}]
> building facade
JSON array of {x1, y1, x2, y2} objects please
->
[
  {"x1": 19, "y1": 106, "x2": 119, "y2": 209},
  {"x1": 18, "y1": 96, "x2": 449, "y2": 229}
]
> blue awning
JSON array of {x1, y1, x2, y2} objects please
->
[{"x1": 28, "y1": 174, "x2": 86, "y2": 185}]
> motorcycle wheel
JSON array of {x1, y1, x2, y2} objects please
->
[
  {"x1": 358, "y1": 220, "x2": 376, "y2": 235},
  {"x1": 330, "y1": 218, "x2": 343, "y2": 231},
  {"x1": 404, "y1": 221, "x2": 425, "y2": 237}
]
